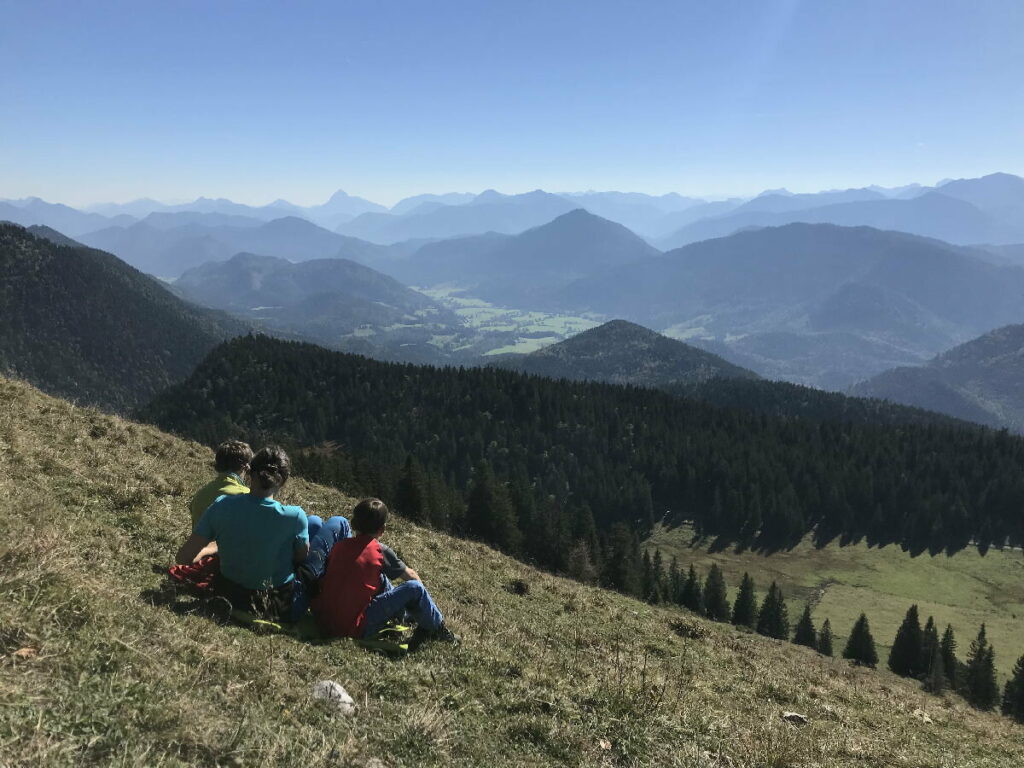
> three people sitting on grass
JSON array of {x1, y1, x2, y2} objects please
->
[{"x1": 176, "y1": 442, "x2": 454, "y2": 648}]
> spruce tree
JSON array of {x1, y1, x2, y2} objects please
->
[
  {"x1": 566, "y1": 540, "x2": 598, "y2": 584},
  {"x1": 965, "y1": 625, "x2": 999, "y2": 710},
  {"x1": 668, "y1": 556, "x2": 683, "y2": 605},
  {"x1": 394, "y1": 455, "x2": 427, "y2": 524},
  {"x1": 842, "y1": 613, "x2": 879, "y2": 668},
  {"x1": 793, "y1": 605, "x2": 817, "y2": 648},
  {"x1": 1001, "y1": 654, "x2": 1024, "y2": 722},
  {"x1": 731, "y1": 572, "x2": 758, "y2": 629},
  {"x1": 920, "y1": 616, "x2": 938, "y2": 675},
  {"x1": 817, "y1": 619, "x2": 834, "y2": 657},
  {"x1": 755, "y1": 582, "x2": 789, "y2": 640},
  {"x1": 680, "y1": 564, "x2": 704, "y2": 614},
  {"x1": 940, "y1": 624, "x2": 959, "y2": 688},
  {"x1": 888, "y1": 604, "x2": 924, "y2": 678},
  {"x1": 923, "y1": 640, "x2": 946, "y2": 694},
  {"x1": 703, "y1": 564, "x2": 731, "y2": 622},
  {"x1": 466, "y1": 461, "x2": 521, "y2": 552}
]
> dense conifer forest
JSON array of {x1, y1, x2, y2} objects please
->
[{"x1": 143, "y1": 336, "x2": 1024, "y2": 590}]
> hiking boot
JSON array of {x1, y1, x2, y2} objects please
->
[{"x1": 408, "y1": 623, "x2": 460, "y2": 651}]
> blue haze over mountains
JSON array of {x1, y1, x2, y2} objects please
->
[{"x1": 4, "y1": 171, "x2": 1024, "y2": 429}]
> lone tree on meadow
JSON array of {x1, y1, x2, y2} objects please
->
[
  {"x1": 793, "y1": 605, "x2": 817, "y2": 648},
  {"x1": 756, "y1": 581, "x2": 789, "y2": 640},
  {"x1": 964, "y1": 624, "x2": 999, "y2": 711},
  {"x1": 843, "y1": 613, "x2": 879, "y2": 668},
  {"x1": 817, "y1": 619, "x2": 834, "y2": 657},
  {"x1": 888, "y1": 604, "x2": 924, "y2": 678},
  {"x1": 1002, "y1": 655, "x2": 1024, "y2": 722},
  {"x1": 703, "y1": 564, "x2": 731, "y2": 622},
  {"x1": 731, "y1": 572, "x2": 758, "y2": 629}
]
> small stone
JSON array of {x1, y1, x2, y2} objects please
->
[
  {"x1": 12, "y1": 647, "x2": 37, "y2": 660},
  {"x1": 912, "y1": 708, "x2": 933, "y2": 724},
  {"x1": 312, "y1": 680, "x2": 356, "y2": 716},
  {"x1": 781, "y1": 711, "x2": 810, "y2": 725},
  {"x1": 598, "y1": 739, "x2": 612, "y2": 751}
]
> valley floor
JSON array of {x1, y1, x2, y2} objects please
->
[{"x1": 2, "y1": 376, "x2": 1022, "y2": 766}]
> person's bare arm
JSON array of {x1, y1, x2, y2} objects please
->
[{"x1": 177, "y1": 533, "x2": 211, "y2": 565}]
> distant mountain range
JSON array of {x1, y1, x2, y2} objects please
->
[
  {"x1": 174, "y1": 253, "x2": 465, "y2": 361},
  {"x1": 853, "y1": 324, "x2": 1024, "y2": 432},
  {"x1": 490, "y1": 319, "x2": 757, "y2": 387},
  {"x1": 0, "y1": 223, "x2": 246, "y2": 411},
  {"x1": 384, "y1": 209, "x2": 659, "y2": 305},
  {"x1": 77, "y1": 215, "x2": 405, "y2": 278},
  {"x1": 659, "y1": 174, "x2": 1024, "y2": 249},
  {"x1": 553, "y1": 223, "x2": 1024, "y2": 389}
]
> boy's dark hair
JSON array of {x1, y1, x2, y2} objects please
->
[
  {"x1": 214, "y1": 439, "x2": 253, "y2": 473},
  {"x1": 352, "y1": 498, "x2": 388, "y2": 535},
  {"x1": 249, "y1": 446, "x2": 290, "y2": 489}
]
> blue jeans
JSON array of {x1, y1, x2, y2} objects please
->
[
  {"x1": 290, "y1": 515, "x2": 350, "y2": 621},
  {"x1": 362, "y1": 580, "x2": 444, "y2": 638}
]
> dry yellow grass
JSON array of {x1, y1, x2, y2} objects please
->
[{"x1": 1, "y1": 374, "x2": 1021, "y2": 767}]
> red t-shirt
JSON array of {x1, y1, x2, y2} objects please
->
[{"x1": 313, "y1": 534, "x2": 384, "y2": 637}]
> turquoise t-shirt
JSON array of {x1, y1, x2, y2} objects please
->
[{"x1": 195, "y1": 494, "x2": 308, "y2": 590}]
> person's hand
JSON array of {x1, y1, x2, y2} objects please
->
[{"x1": 403, "y1": 567, "x2": 420, "y2": 582}]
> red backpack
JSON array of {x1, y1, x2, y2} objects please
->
[{"x1": 313, "y1": 535, "x2": 384, "y2": 638}]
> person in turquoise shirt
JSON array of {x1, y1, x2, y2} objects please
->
[{"x1": 177, "y1": 446, "x2": 309, "y2": 619}]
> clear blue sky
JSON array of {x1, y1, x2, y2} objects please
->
[{"x1": 2, "y1": 0, "x2": 1022, "y2": 207}]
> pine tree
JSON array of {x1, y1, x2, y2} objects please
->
[
  {"x1": 466, "y1": 461, "x2": 521, "y2": 551},
  {"x1": 843, "y1": 613, "x2": 879, "y2": 668},
  {"x1": 680, "y1": 564, "x2": 704, "y2": 614},
  {"x1": 566, "y1": 540, "x2": 598, "y2": 584},
  {"x1": 923, "y1": 640, "x2": 946, "y2": 694},
  {"x1": 731, "y1": 572, "x2": 757, "y2": 629},
  {"x1": 920, "y1": 616, "x2": 938, "y2": 676},
  {"x1": 600, "y1": 524, "x2": 641, "y2": 595},
  {"x1": 755, "y1": 581, "x2": 789, "y2": 640},
  {"x1": 817, "y1": 619, "x2": 834, "y2": 657},
  {"x1": 793, "y1": 605, "x2": 817, "y2": 648},
  {"x1": 965, "y1": 624, "x2": 999, "y2": 710},
  {"x1": 668, "y1": 556, "x2": 683, "y2": 605},
  {"x1": 394, "y1": 455, "x2": 427, "y2": 524},
  {"x1": 1001, "y1": 654, "x2": 1024, "y2": 722},
  {"x1": 940, "y1": 624, "x2": 959, "y2": 688},
  {"x1": 703, "y1": 564, "x2": 731, "y2": 621},
  {"x1": 888, "y1": 604, "x2": 924, "y2": 678}
]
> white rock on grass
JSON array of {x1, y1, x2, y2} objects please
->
[{"x1": 312, "y1": 680, "x2": 356, "y2": 716}]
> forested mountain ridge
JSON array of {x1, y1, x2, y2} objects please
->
[
  {"x1": 854, "y1": 323, "x2": 1024, "y2": 432},
  {"x1": 143, "y1": 335, "x2": 1024, "y2": 587},
  {"x1": 174, "y1": 253, "x2": 466, "y2": 362},
  {"x1": 0, "y1": 223, "x2": 248, "y2": 411},
  {"x1": 490, "y1": 319, "x2": 758, "y2": 386}
]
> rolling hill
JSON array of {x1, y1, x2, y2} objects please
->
[
  {"x1": 174, "y1": 253, "x2": 466, "y2": 361},
  {"x1": 4, "y1": 374, "x2": 1022, "y2": 766},
  {"x1": 853, "y1": 324, "x2": 1024, "y2": 432},
  {"x1": 0, "y1": 223, "x2": 247, "y2": 411},
  {"x1": 490, "y1": 319, "x2": 758, "y2": 387},
  {"x1": 554, "y1": 223, "x2": 1024, "y2": 389}
]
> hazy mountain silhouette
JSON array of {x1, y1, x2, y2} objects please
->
[
  {"x1": 388, "y1": 209, "x2": 659, "y2": 306},
  {"x1": 0, "y1": 198, "x2": 136, "y2": 237},
  {"x1": 559, "y1": 191, "x2": 704, "y2": 235},
  {"x1": 490, "y1": 319, "x2": 758, "y2": 387},
  {"x1": 174, "y1": 253, "x2": 463, "y2": 361},
  {"x1": 554, "y1": 223, "x2": 1024, "y2": 388},
  {"x1": 338, "y1": 189, "x2": 578, "y2": 244},
  {"x1": 659, "y1": 191, "x2": 1023, "y2": 249},
  {"x1": 390, "y1": 192, "x2": 476, "y2": 215},
  {"x1": 79, "y1": 216, "x2": 399, "y2": 277},
  {"x1": 854, "y1": 324, "x2": 1024, "y2": 432},
  {"x1": 0, "y1": 223, "x2": 247, "y2": 411}
]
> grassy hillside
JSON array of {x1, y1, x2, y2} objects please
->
[
  {"x1": 647, "y1": 524, "x2": 1024, "y2": 679},
  {"x1": 2, "y1": 376, "x2": 1022, "y2": 767}
]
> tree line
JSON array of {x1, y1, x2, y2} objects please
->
[
  {"x1": 645, "y1": 555, "x2": 1024, "y2": 722},
  {"x1": 142, "y1": 335, "x2": 1024, "y2": 600}
]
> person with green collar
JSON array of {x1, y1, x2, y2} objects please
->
[{"x1": 185, "y1": 440, "x2": 252, "y2": 562}]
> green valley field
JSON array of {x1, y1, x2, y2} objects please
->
[
  {"x1": 3, "y1": 374, "x2": 1024, "y2": 766},
  {"x1": 647, "y1": 524, "x2": 1024, "y2": 679}
]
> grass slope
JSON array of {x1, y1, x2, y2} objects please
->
[
  {"x1": 647, "y1": 524, "x2": 1024, "y2": 679},
  {"x1": 2, "y1": 376, "x2": 1022, "y2": 767}
]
